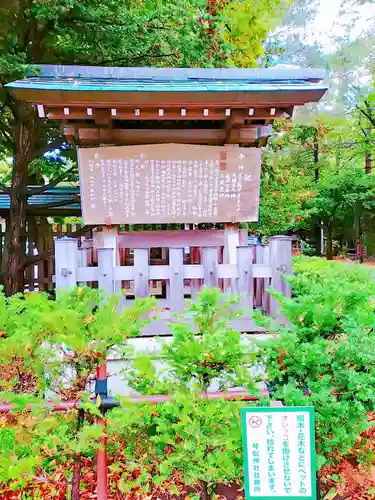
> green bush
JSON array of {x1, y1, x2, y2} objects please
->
[
  {"x1": 1, "y1": 261, "x2": 375, "y2": 496},
  {"x1": 259, "y1": 257, "x2": 375, "y2": 469},
  {"x1": 0, "y1": 288, "x2": 154, "y2": 495},
  {"x1": 124, "y1": 287, "x2": 258, "y2": 394},
  {"x1": 108, "y1": 287, "x2": 260, "y2": 496}
]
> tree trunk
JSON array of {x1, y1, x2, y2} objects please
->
[
  {"x1": 313, "y1": 136, "x2": 319, "y2": 183},
  {"x1": 313, "y1": 135, "x2": 322, "y2": 256},
  {"x1": 356, "y1": 238, "x2": 365, "y2": 264},
  {"x1": 356, "y1": 214, "x2": 365, "y2": 264},
  {"x1": 199, "y1": 480, "x2": 210, "y2": 500},
  {"x1": 365, "y1": 152, "x2": 372, "y2": 174},
  {"x1": 71, "y1": 454, "x2": 82, "y2": 500},
  {"x1": 6, "y1": 106, "x2": 39, "y2": 296},
  {"x1": 1, "y1": 218, "x2": 8, "y2": 287},
  {"x1": 326, "y1": 223, "x2": 333, "y2": 260},
  {"x1": 354, "y1": 202, "x2": 365, "y2": 263},
  {"x1": 71, "y1": 409, "x2": 85, "y2": 500}
]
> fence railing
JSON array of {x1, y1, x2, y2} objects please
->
[{"x1": 55, "y1": 235, "x2": 292, "y2": 333}]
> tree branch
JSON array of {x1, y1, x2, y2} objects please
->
[
  {"x1": 0, "y1": 184, "x2": 11, "y2": 195},
  {"x1": 29, "y1": 197, "x2": 80, "y2": 211},
  {"x1": 28, "y1": 167, "x2": 78, "y2": 196},
  {"x1": 357, "y1": 104, "x2": 375, "y2": 129},
  {"x1": 98, "y1": 51, "x2": 179, "y2": 66}
]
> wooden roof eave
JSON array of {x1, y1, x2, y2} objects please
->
[{"x1": 10, "y1": 88, "x2": 327, "y2": 108}]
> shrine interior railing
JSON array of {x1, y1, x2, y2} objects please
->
[{"x1": 54, "y1": 231, "x2": 292, "y2": 335}]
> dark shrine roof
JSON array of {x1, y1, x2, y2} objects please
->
[
  {"x1": 0, "y1": 186, "x2": 81, "y2": 216},
  {"x1": 5, "y1": 65, "x2": 328, "y2": 148}
]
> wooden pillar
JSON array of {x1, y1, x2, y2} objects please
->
[
  {"x1": 190, "y1": 246, "x2": 201, "y2": 298},
  {"x1": 168, "y1": 248, "x2": 185, "y2": 311},
  {"x1": 98, "y1": 248, "x2": 115, "y2": 295},
  {"x1": 224, "y1": 223, "x2": 240, "y2": 264},
  {"x1": 202, "y1": 247, "x2": 219, "y2": 288},
  {"x1": 223, "y1": 223, "x2": 240, "y2": 292},
  {"x1": 47, "y1": 224, "x2": 54, "y2": 291},
  {"x1": 269, "y1": 236, "x2": 292, "y2": 321},
  {"x1": 254, "y1": 244, "x2": 263, "y2": 308},
  {"x1": 134, "y1": 248, "x2": 149, "y2": 298},
  {"x1": 36, "y1": 220, "x2": 46, "y2": 292},
  {"x1": 94, "y1": 227, "x2": 120, "y2": 293},
  {"x1": 55, "y1": 238, "x2": 78, "y2": 293},
  {"x1": 162, "y1": 247, "x2": 169, "y2": 299},
  {"x1": 236, "y1": 246, "x2": 253, "y2": 309}
]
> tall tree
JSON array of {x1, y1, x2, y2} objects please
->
[
  {"x1": 0, "y1": 0, "x2": 291, "y2": 295},
  {"x1": 304, "y1": 167, "x2": 375, "y2": 260}
]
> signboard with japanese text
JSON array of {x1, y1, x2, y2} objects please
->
[
  {"x1": 241, "y1": 407, "x2": 316, "y2": 500},
  {"x1": 78, "y1": 144, "x2": 261, "y2": 225}
]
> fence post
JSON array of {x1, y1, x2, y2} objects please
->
[
  {"x1": 77, "y1": 248, "x2": 88, "y2": 267},
  {"x1": 102, "y1": 227, "x2": 121, "y2": 294},
  {"x1": 269, "y1": 236, "x2": 292, "y2": 321},
  {"x1": 134, "y1": 248, "x2": 149, "y2": 297},
  {"x1": 169, "y1": 248, "x2": 185, "y2": 312},
  {"x1": 98, "y1": 248, "x2": 115, "y2": 295},
  {"x1": 236, "y1": 246, "x2": 253, "y2": 309},
  {"x1": 254, "y1": 245, "x2": 263, "y2": 308},
  {"x1": 190, "y1": 247, "x2": 201, "y2": 298},
  {"x1": 262, "y1": 245, "x2": 270, "y2": 313},
  {"x1": 55, "y1": 238, "x2": 78, "y2": 293},
  {"x1": 223, "y1": 224, "x2": 239, "y2": 292},
  {"x1": 202, "y1": 247, "x2": 219, "y2": 288}
]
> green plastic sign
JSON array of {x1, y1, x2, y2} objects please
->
[{"x1": 241, "y1": 407, "x2": 316, "y2": 499}]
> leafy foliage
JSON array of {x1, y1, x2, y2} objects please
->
[
  {"x1": 259, "y1": 257, "x2": 375, "y2": 470},
  {"x1": 108, "y1": 396, "x2": 249, "y2": 497},
  {"x1": 0, "y1": 0, "x2": 292, "y2": 162},
  {"x1": 126, "y1": 287, "x2": 257, "y2": 393},
  {"x1": 109, "y1": 287, "x2": 260, "y2": 496},
  {"x1": 303, "y1": 167, "x2": 375, "y2": 258},
  {"x1": 252, "y1": 114, "x2": 375, "y2": 261},
  {"x1": 249, "y1": 120, "x2": 320, "y2": 238},
  {"x1": 2, "y1": 269, "x2": 375, "y2": 497},
  {"x1": 0, "y1": 287, "x2": 154, "y2": 496}
]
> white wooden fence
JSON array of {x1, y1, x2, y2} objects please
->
[{"x1": 55, "y1": 235, "x2": 291, "y2": 335}]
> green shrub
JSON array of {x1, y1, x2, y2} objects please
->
[
  {"x1": 259, "y1": 257, "x2": 375, "y2": 469},
  {"x1": 2, "y1": 262, "x2": 375, "y2": 496},
  {"x1": 302, "y1": 245, "x2": 316, "y2": 257},
  {"x1": 108, "y1": 287, "x2": 260, "y2": 495},
  {"x1": 124, "y1": 287, "x2": 258, "y2": 395},
  {"x1": 0, "y1": 287, "x2": 154, "y2": 494}
]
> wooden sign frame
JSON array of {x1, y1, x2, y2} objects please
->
[
  {"x1": 78, "y1": 144, "x2": 261, "y2": 225},
  {"x1": 241, "y1": 407, "x2": 317, "y2": 500}
]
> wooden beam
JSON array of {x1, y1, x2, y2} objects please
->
[
  {"x1": 71, "y1": 127, "x2": 268, "y2": 145},
  {"x1": 117, "y1": 230, "x2": 226, "y2": 249},
  {"x1": 64, "y1": 126, "x2": 76, "y2": 144},
  {"x1": 12, "y1": 88, "x2": 327, "y2": 107},
  {"x1": 227, "y1": 125, "x2": 271, "y2": 144},
  {"x1": 47, "y1": 106, "x2": 293, "y2": 121},
  {"x1": 225, "y1": 110, "x2": 246, "y2": 143},
  {"x1": 94, "y1": 109, "x2": 110, "y2": 125},
  {"x1": 77, "y1": 127, "x2": 227, "y2": 145}
]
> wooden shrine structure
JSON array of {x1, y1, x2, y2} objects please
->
[{"x1": 6, "y1": 66, "x2": 327, "y2": 332}]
